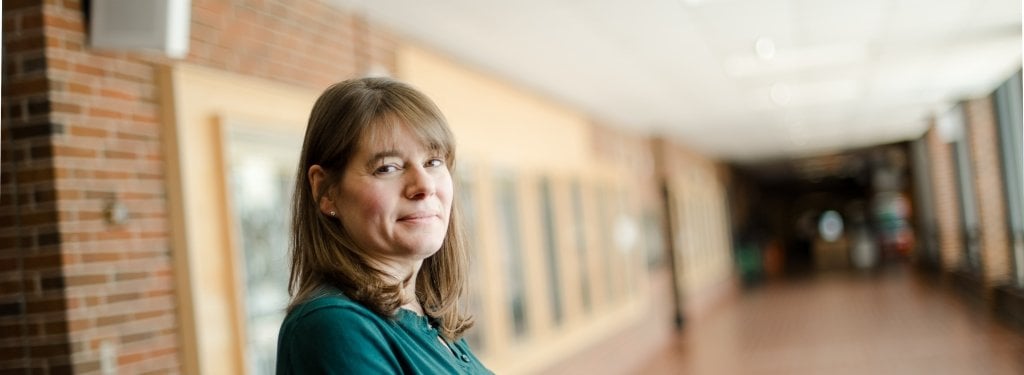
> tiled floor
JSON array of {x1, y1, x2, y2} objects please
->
[{"x1": 636, "y1": 267, "x2": 1024, "y2": 375}]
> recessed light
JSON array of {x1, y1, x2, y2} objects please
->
[
  {"x1": 770, "y1": 83, "x2": 792, "y2": 106},
  {"x1": 755, "y1": 37, "x2": 776, "y2": 60}
]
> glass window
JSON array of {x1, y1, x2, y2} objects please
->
[
  {"x1": 944, "y1": 104, "x2": 981, "y2": 273},
  {"x1": 597, "y1": 185, "x2": 617, "y2": 303},
  {"x1": 225, "y1": 125, "x2": 299, "y2": 375},
  {"x1": 643, "y1": 210, "x2": 665, "y2": 271},
  {"x1": 495, "y1": 173, "x2": 529, "y2": 338},
  {"x1": 456, "y1": 170, "x2": 485, "y2": 351},
  {"x1": 570, "y1": 179, "x2": 592, "y2": 314},
  {"x1": 910, "y1": 137, "x2": 940, "y2": 265},
  {"x1": 994, "y1": 71, "x2": 1024, "y2": 287},
  {"x1": 539, "y1": 177, "x2": 564, "y2": 325}
]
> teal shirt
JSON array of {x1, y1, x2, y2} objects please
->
[{"x1": 276, "y1": 291, "x2": 492, "y2": 374}]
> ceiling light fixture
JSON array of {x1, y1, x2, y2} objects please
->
[
  {"x1": 770, "y1": 83, "x2": 792, "y2": 106},
  {"x1": 755, "y1": 37, "x2": 776, "y2": 60}
]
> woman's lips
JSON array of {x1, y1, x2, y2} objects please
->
[{"x1": 398, "y1": 212, "x2": 439, "y2": 222}]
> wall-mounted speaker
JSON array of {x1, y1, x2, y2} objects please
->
[{"x1": 89, "y1": 0, "x2": 191, "y2": 59}]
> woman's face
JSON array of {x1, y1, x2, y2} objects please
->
[{"x1": 333, "y1": 124, "x2": 453, "y2": 265}]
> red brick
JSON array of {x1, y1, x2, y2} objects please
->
[
  {"x1": 103, "y1": 150, "x2": 135, "y2": 159},
  {"x1": 96, "y1": 231, "x2": 131, "y2": 240},
  {"x1": 15, "y1": 168, "x2": 54, "y2": 183},
  {"x1": 23, "y1": 253, "x2": 62, "y2": 269},
  {"x1": 93, "y1": 170, "x2": 133, "y2": 179},
  {"x1": 42, "y1": 13, "x2": 83, "y2": 33},
  {"x1": 98, "y1": 88, "x2": 136, "y2": 101},
  {"x1": 75, "y1": 361, "x2": 100, "y2": 373},
  {"x1": 64, "y1": 274, "x2": 107, "y2": 287},
  {"x1": 26, "y1": 298, "x2": 67, "y2": 314},
  {"x1": 33, "y1": 189, "x2": 57, "y2": 203},
  {"x1": 64, "y1": 81, "x2": 91, "y2": 95},
  {"x1": 43, "y1": 321, "x2": 68, "y2": 335},
  {"x1": 67, "y1": 319, "x2": 91, "y2": 331},
  {"x1": 76, "y1": 210, "x2": 104, "y2": 221},
  {"x1": 81, "y1": 252, "x2": 120, "y2": 263},
  {"x1": 68, "y1": 125, "x2": 106, "y2": 138},
  {"x1": 96, "y1": 314, "x2": 128, "y2": 327},
  {"x1": 19, "y1": 211, "x2": 58, "y2": 226},
  {"x1": 86, "y1": 107, "x2": 124, "y2": 120},
  {"x1": 50, "y1": 101, "x2": 80, "y2": 114},
  {"x1": 107, "y1": 292, "x2": 139, "y2": 304},
  {"x1": 0, "y1": 258, "x2": 17, "y2": 272},
  {"x1": 84, "y1": 296, "x2": 101, "y2": 307},
  {"x1": 4, "y1": 33, "x2": 46, "y2": 53},
  {"x1": 118, "y1": 351, "x2": 146, "y2": 365},
  {"x1": 31, "y1": 343, "x2": 69, "y2": 357},
  {"x1": 52, "y1": 145, "x2": 96, "y2": 158},
  {"x1": 45, "y1": 34, "x2": 62, "y2": 49},
  {"x1": 0, "y1": 281, "x2": 22, "y2": 294},
  {"x1": 6, "y1": 76, "x2": 49, "y2": 94},
  {"x1": 4, "y1": 0, "x2": 41, "y2": 11},
  {"x1": 115, "y1": 272, "x2": 148, "y2": 281},
  {"x1": 0, "y1": 343, "x2": 26, "y2": 361},
  {"x1": 135, "y1": 310, "x2": 166, "y2": 320}
]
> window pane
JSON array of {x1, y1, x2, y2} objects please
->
[
  {"x1": 496, "y1": 173, "x2": 529, "y2": 338},
  {"x1": 994, "y1": 71, "x2": 1024, "y2": 286},
  {"x1": 539, "y1": 177, "x2": 564, "y2": 325},
  {"x1": 225, "y1": 126, "x2": 298, "y2": 375},
  {"x1": 456, "y1": 171, "x2": 485, "y2": 351},
  {"x1": 571, "y1": 179, "x2": 592, "y2": 313},
  {"x1": 597, "y1": 185, "x2": 616, "y2": 303}
]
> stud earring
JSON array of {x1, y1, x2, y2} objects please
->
[{"x1": 329, "y1": 211, "x2": 336, "y2": 217}]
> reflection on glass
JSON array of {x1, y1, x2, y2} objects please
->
[
  {"x1": 539, "y1": 177, "x2": 564, "y2": 325},
  {"x1": 597, "y1": 185, "x2": 616, "y2": 303},
  {"x1": 614, "y1": 188, "x2": 630, "y2": 295},
  {"x1": 643, "y1": 211, "x2": 664, "y2": 270},
  {"x1": 456, "y1": 171, "x2": 485, "y2": 352},
  {"x1": 496, "y1": 173, "x2": 528, "y2": 338},
  {"x1": 226, "y1": 126, "x2": 298, "y2": 375},
  {"x1": 571, "y1": 179, "x2": 591, "y2": 313}
]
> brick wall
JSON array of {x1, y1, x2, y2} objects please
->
[
  {"x1": 188, "y1": 0, "x2": 396, "y2": 90},
  {"x1": 2, "y1": 2, "x2": 71, "y2": 374},
  {"x1": 2, "y1": 0, "x2": 396, "y2": 373},
  {"x1": 925, "y1": 124, "x2": 963, "y2": 272},
  {"x1": 964, "y1": 97, "x2": 1012, "y2": 286}
]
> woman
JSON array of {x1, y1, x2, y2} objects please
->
[{"x1": 276, "y1": 77, "x2": 491, "y2": 374}]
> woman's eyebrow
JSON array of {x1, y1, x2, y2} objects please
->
[{"x1": 364, "y1": 150, "x2": 402, "y2": 169}]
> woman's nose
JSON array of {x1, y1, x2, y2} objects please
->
[{"x1": 405, "y1": 166, "x2": 436, "y2": 199}]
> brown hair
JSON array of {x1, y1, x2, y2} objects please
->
[{"x1": 288, "y1": 77, "x2": 472, "y2": 340}]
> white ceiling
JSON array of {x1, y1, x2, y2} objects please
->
[{"x1": 329, "y1": 0, "x2": 1022, "y2": 161}]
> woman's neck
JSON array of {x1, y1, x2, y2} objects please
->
[{"x1": 367, "y1": 257, "x2": 425, "y2": 315}]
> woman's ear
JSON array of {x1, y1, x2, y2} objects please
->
[{"x1": 308, "y1": 165, "x2": 334, "y2": 214}]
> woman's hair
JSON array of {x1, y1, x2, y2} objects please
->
[{"x1": 288, "y1": 77, "x2": 472, "y2": 340}]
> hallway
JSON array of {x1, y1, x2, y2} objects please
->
[{"x1": 638, "y1": 267, "x2": 1024, "y2": 375}]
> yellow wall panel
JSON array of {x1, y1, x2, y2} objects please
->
[{"x1": 396, "y1": 45, "x2": 591, "y2": 173}]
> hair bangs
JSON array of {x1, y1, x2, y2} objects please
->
[{"x1": 364, "y1": 107, "x2": 455, "y2": 166}]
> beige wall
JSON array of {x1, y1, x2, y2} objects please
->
[{"x1": 397, "y1": 46, "x2": 592, "y2": 173}]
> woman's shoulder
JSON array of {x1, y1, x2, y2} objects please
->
[
  {"x1": 277, "y1": 291, "x2": 405, "y2": 372},
  {"x1": 286, "y1": 290, "x2": 381, "y2": 326}
]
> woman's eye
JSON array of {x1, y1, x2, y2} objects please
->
[
  {"x1": 426, "y1": 158, "x2": 444, "y2": 168},
  {"x1": 375, "y1": 164, "x2": 400, "y2": 174}
]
